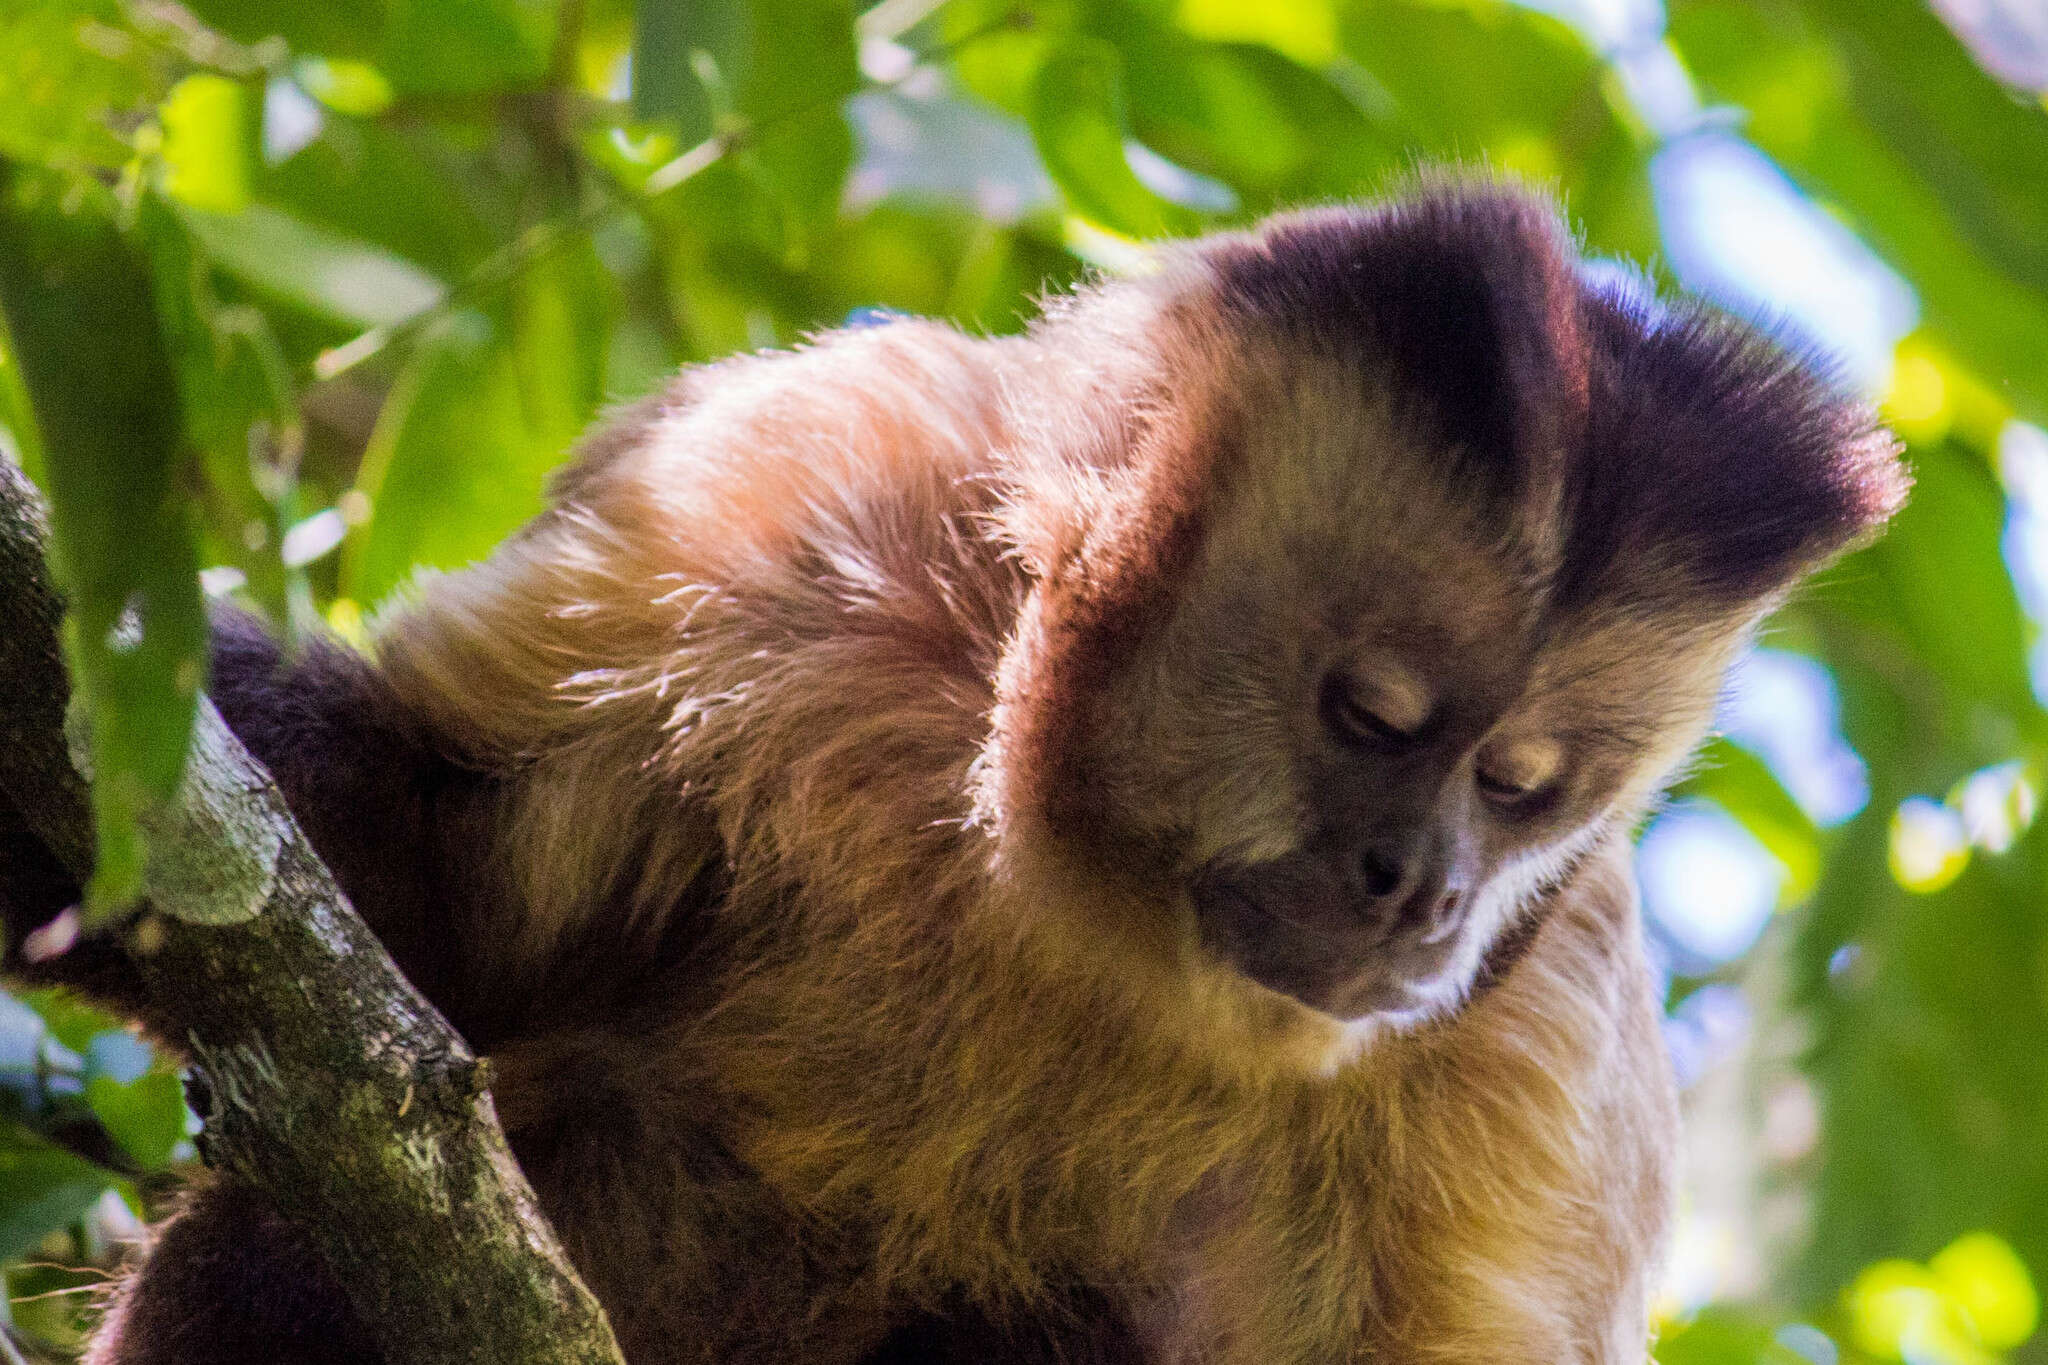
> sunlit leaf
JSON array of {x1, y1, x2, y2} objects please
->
[
  {"x1": 1655, "y1": 1306, "x2": 1816, "y2": 1364},
  {"x1": 292, "y1": 57, "x2": 394, "y2": 116},
  {"x1": 342, "y1": 239, "x2": 610, "y2": 605},
  {"x1": 1173, "y1": 0, "x2": 1338, "y2": 67},
  {"x1": 1930, "y1": 1231, "x2": 2039, "y2": 1352},
  {"x1": 159, "y1": 74, "x2": 257, "y2": 214},
  {"x1": 178, "y1": 201, "x2": 447, "y2": 330},
  {"x1": 0, "y1": 0, "x2": 154, "y2": 171},
  {"x1": 0, "y1": 165, "x2": 204, "y2": 912},
  {"x1": 1030, "y1": 36, "x2": 1198, "y2": 238}
]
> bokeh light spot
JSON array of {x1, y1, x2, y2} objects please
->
[
  {"x1": 1845, "y1": 1235, "x2": 2037, "y2": 1363},
  {"x1": 1638, "y1": 804, "x2": 1786, "y2": 965},
  {"x1": 1930, "y1": 1232, "x2": 2039, "y2": 1352},
  {"x1": 1888, "y1": 798, "x2": 1971, "y2": 894},
  {"x1": 1953, "y1": 763, "x2": 2038, "y2": 854}
]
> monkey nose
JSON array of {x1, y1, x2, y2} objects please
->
[
  {"x1": 1358, "y1": 845, "x2": 1408, "y2": 899},
  {"x1": 1418, "y1": 887, "x2": 1464, "y2": 943},
  {"x1": 1352, "y1": 832, "x2": 1461, "y2": 938}
]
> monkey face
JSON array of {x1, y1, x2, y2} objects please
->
[
  {"x1": 1125, "y1": 502, "x2": 1741, "y2": 1028},
  {"x1": 991, "y1": 184, "x2": 1904, "y2": 1038},
  {"x1": 1190, "y1": 638, "x2": 1554, "y2": 1023},
  {"x1": 1174, "y1": 558, "x2": 1727, "y2": 1026}
]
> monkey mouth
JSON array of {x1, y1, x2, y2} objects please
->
[{"x1": 1189, "y1": 868, "x2": 1453, "y2": 1022}]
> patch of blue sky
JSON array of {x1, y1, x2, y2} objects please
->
[
  {"x1": 1652, "y1": 134, "x2": 1918, "y2": 394},
  {"x1": 1637, "y1": 802, "x2": 1785, "y2": 969},
  {"x1": 1719, "y1": 649, "x2": 1870, "y2": 827},
  {"x1": 1518, "y1": 0, "x2": 1919, "y2": 394}
]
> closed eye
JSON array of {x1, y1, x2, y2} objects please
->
[
  {"x1": 1477, "y1": 767, "x2": 1541, "y2": 801},
  {"x1": 1319, "y1": 671, "x2": 1424, "y2": 747},
  {"x1": 1474, "y1": 737, "x2": 1563, "y2": 810}
]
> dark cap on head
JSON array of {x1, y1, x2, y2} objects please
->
[{"x1": 1201, "y1": 180, "x2": 1908, "y2": 609}]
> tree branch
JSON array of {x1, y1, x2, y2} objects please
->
[{"x1": 0, "y1": 456, "x2": 624, "y2": 1365}]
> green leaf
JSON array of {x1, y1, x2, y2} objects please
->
[
  {"x1": 632, "y1": 0, "x2": 857, "y2": 132},
  {"x1": 340, "y1": 319, "x2": 538, "y2": 605},
  {"x1": 0, "y1": 165, "x2": 205, "y2": 913},
  {"x1": 1682, "y1": 738, "x2": 1825, "y2": 903},
  {"x1": 83, "y1": 1034, "x2": 186, "y2": 1170},
  {"x1": 0, "y1": 319, "x2": 40, "y2": 487},
  {"x1": 630, "y1": 0, "x2": 738, "y2": 138},
  {"x1": 342, "y1": 238, "x2": 610, "y2": 605},
  {"x1": 1122, "y1": 40, "x2": 1402, "y2": 214},
  {"x1": 141, "y1": 199, "x2": 297, "y2": 622},
  {"x1": 179, "y1": 0, "x2": 551, "y2": 95},
  {"x1": 0, "y1": 0, "x2": 155, "y2": 172},
  {"x1": 1336, "y1": 0, "x2": 1658, "y2": 261},
  {"x1": 733, "y1": 0, "x2": 858, "y2": 126},
  {"x1": 0, "y1": 1136, "x2": 108, "y2": 1261},
  {"x1": 178, "y1": 201, "x2": 447, "y2": 330},
  {"x1": 1656, "y1": 1307, "x2": 1815, "y2": 1363},
  {"x1": 159, "y1": 75, "x2": 258, "y2": 215},
  {"x1": 1668, "y1": 0, "x2": 2048, "y2": 423},
  {"x1": 744, "y1": 102, "x2": 855, "y2": 247},
  {"x1": 945, "y1": 0, "x2": 1075, "y2": 117},
  {"x1": 1030, "y1": 36, "x2": 1198, "y2": 237},
  {"x1": 178, "y1": 0, "x2": 389, "y2": 64},
  {"x1": 631, "y1": 0, "x2": 857, "y2": 250},
  {"x1": 14, "y1": 989, "x2": 122, "y2": 1056},
  {"x1": 1817, "y1": 439, "x2": 2040, "y2": 756},
  {"x1": 255, "y1": 120, "x2": 506, "y2": 281},
  {"x1": 373, "y1": 0, "x2": 553, "y2": 96},
  {"x1": 1794, "y1": 815, "x2": 2048, "y2": 1304}
]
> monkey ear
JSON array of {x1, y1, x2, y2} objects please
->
[
  {"x1": 1202, "y1": 180, "x2": 1593, "y2": 501},
  {"x1": 1562, "y1": 279, "x2": 1908, "y2": 607}
]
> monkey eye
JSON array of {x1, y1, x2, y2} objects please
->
[
  {"x1": 1474, "y1": 737, "x2": 1562, "y2": 809},
  {"x1": 1476, "y1": 767, "x2": 1540, "y2": 801},
  {"x1": 1320, "y1": 670, "x2": 1427, "y2": 747}
]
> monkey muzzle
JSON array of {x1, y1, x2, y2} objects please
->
[{"x1": 1190, "y1": 840, "x2": 1470, "y2": 1021}]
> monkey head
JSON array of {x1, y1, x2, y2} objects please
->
[{"x1": 986, "y1": 183, "x2": 1905, "y2": 1040}]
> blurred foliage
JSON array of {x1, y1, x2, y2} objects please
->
[{"x1": 0, "y1": 0, "x2": 2044, "y2": 1358}]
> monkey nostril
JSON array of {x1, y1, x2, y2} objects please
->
[{"x1": 1359, "y1": 848, "x2": 1406, "y2": 900}]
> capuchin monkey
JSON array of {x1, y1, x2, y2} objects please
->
[{"x1": 7, "y1": 180, "x2": 1904, "y2": 1363}]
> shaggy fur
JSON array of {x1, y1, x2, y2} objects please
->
[{"x1": 37, "y1": 181, "x2": 1903, "y2": 1363}]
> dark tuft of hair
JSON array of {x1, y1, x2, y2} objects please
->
[
  {"x1": 1200, "y1": 177, "x2": 1906, "y2": 606},
  {"x1": 1563, "y1": 280, "x2": 1908, "y2": 604},
  {"x1": 1201, "y1": 179, "x2": 1591, "y2": 502}
]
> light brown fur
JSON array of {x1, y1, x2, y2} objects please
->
[
  {"x1": 81, "y1": 185, "x2": 1903, "y2": 1365},
  {"x1": 377, "y1": 306, "x2": 1683, "y2": 1361}
]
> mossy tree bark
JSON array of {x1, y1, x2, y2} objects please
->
[{"x1": 0, "y1": 456, "x2": 625, "y2": 1365}]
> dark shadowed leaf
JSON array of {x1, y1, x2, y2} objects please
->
[{"x1": 0, "y1": 1137, "x2": 107, "y2": 1261}]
